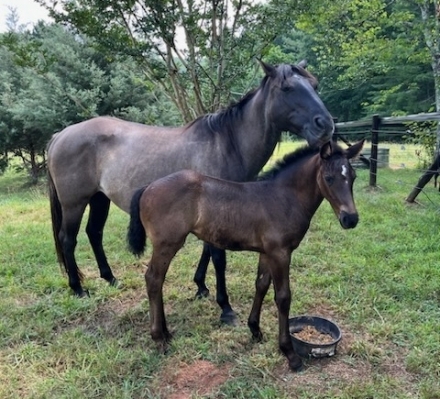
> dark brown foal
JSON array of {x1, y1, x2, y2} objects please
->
[{"x1": 127, "y1": 140, "x2": 363, "y2": 371}]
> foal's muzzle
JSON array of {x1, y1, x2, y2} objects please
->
[{"x1": 339, "y1": 211, "x2": 359, "y2": 229}]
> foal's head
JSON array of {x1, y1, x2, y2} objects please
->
[{"x1": 318, "y1": 140, "x2": 364, "y2": 229}]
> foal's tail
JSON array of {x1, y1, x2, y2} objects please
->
[{"x1": 127, "y1": 187, "x2": 147, "y2": 257}]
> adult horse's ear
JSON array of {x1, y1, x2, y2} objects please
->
[
  {"x1": 346, "y1": 139, "x2": 365, "y2": 160},
  {"x1": 258, "y1": 59, "x2": 277, "y2": 79},
  {"x1": 320, "y1": 141, "x2": 333, "y2": 160},
  {"x1": 297, "y1": 59, "x2": 308, "y2": 69}
]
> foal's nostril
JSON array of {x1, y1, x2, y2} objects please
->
[{"x1": 340, "y1": 212, "x2": 359, "y2": 229}]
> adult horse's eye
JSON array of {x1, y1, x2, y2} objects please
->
[{"x1": 325, "y1": 175, "x2": 334, "y2": 185}]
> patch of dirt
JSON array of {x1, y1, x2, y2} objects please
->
[{"x1": 159, "y1": 360, "x2": 230, "y2": 399}]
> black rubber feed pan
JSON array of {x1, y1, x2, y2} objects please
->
[{"x1": 289, "y1": 315, "x2": 342, "y2": 358}]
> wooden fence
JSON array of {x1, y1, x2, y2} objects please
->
[{"x1": 334, "y1": 112, "x2": 440, "y2": 187}]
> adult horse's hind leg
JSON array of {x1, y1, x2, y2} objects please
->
[
  {"x1": 60, "y1": 203, "x2": 89, "y2": 297},
  {"x1": 193, "y1": 244, "x2": 237, "y2": 325},
  {"x1": 86, "y1": 192, "x2": 119, "y2": 287},
  {"x1": 210, "y1": 246, "x2": 238, "y2": 326},
  {"x1": 248, "y1": 254, "x2": 272, "y2": 341},
  {"x1": 193, "y1": 242, "x2": 211, "y2": 298}
]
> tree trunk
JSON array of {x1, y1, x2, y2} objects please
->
[
  {"x1": 407, "y1": 2, "x2": 440, "y2": 202},
  {"x1": 406, "y1": 153, "x2": 440, "y2": 203}
]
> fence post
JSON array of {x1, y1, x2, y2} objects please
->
[
  {"x1": 369, "y1": 114, "x2": 381, "y2": 187},
  {"x1": 333, "y1": 117, "x2": 338, "y2": 142}
]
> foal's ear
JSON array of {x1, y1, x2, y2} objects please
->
[
  {"x1": 320, "y1": 141, "x2": 333, "y2": 160},
  {"x1": 297, "y1": 59, "x2": 308, "y2": 69},
  {"x1": 258, "y1": 59, "x2": 277, "y2": 79},
  {"x1": 346, "y1": 139, "x2": 365, "y2": 160}
]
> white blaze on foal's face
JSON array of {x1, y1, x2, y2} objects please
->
[{"x1": 341, "y1": 164, "x2": 348, "y2": 179}]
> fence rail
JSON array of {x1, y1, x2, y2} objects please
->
[{"x1": 334, "y1": 112, "x2": 440, "y2": 188}]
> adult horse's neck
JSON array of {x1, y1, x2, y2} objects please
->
[{"x1": 226, "y1": 85, "x2": 283, "y2": 180}]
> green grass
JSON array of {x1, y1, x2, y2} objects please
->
[{"x1": 0, "y1": 142, "x2": 439, "y2": 398}]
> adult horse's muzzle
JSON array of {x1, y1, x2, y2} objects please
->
[
  {"x1": 339, "y1": 211, "x2": 359, "y2": 229},
  {"x1": 305, "y1": 116, "x2": 335, "y2": 147}
]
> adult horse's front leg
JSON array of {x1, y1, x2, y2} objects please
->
[
  {"x1": 210, "y1": 246, "x2": 238, "y2": 326},
  {"x1": 248, "y1": 254, "x2": 272, "y2": 341},
  {"x1": 270, "y1": 251, "x2": 303, "y2": 372},
  {"x1": 86, "y1": 192, "x2": 119, "y2": 288}
]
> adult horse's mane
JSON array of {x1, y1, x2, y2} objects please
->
[
  {"x1": 183, "y1": 76, "x2": 270, "y2": 163},
  {"x1": 186, "y1": 63, "x2": 317, "y2": 137},
  {"x1": 186, "y1": 76, "x2": 269, "y2": 136},
  {"x1": 258, "y1": 142, "x2": 344, "y2": 181}
]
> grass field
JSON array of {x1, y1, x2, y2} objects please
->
[{"x1": 0, "y1": 142, "x2": 439, "y2": 398}]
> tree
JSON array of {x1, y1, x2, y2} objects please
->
[
  {"x1": 37, "y1": 0, "x2": 301, "y2": 122},
  {"x1": 0, "y1": 21, "x2": 174, "y2": 181},
  {"x1": 293, "y1": 0, "x2": 435, "y2": 121}
]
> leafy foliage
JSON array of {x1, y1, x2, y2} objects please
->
[
  {"x1": 0, "y1": 22, "x2": 176, "y2": 181},
  {"x1": 36, "y1": 0, "x2": 302, "y2": 121},
  {"x1": 293, "y1": 0, "x2": 435, "y2": 120}
]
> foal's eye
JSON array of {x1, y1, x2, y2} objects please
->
[{"x1": 324, "y1": 175, "x2": 334, "y2": 185}]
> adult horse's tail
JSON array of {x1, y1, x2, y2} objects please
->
[{"x1": 127, "y1": 187, "x2": 147, "y2": 257}]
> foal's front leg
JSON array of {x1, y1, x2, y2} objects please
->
[
  {"x1": 248, "y1": 254, "x2": 272, "y2": 341},
  {"x1": 270, "y1": 251, "x2": 303, "y2": 372}
]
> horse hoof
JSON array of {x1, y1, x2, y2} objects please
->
[
  {"x1": 289, "y1": 356, "x2": 304, "y2": 372},
  {"x1": 220, "y1": 310, "x2": 238, "y2": 326},
  {"x1": 154, "y1": 334, "x2": 172, "y2": 354},
  {"x1": 76, "y1": 289, "x2": 90, "y2": 298},
  {"x1": 155, "y1": 341, "x2": 168, "y2": 354},
  {"x1": 251, "y1": 330, "x2": 264, "y2": 342},
  {"x1": 195, "y1": 288, "x2": 210, "y2": 299},
  {"x1": 110, "y1": 278, "x2": 123, "y2": 289}
]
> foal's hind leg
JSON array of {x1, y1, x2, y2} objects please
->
[
  {"x1": 145, "y1": 243, "x2": 182, "y2": 351},
  {"x1": 86, "y1": 192, "x2": 119, "y2": 287},
  {"x1": 210, "y1": 246, "x2": 237, "y2": 326},
  {"x1": 193, "y1": 242, "x2": 211, "y2": 298}
]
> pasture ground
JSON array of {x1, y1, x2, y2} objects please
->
[{"x1": 0, "y1": 141, "x2": 439, "y2": 398}]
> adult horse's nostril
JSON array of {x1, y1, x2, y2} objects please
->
[{"x1": 314, "y1": 115, "x2": 326, "y2": 130}]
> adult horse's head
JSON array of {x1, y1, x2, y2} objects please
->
[
  {"x1": 317, "y1": 140, "x2": 364, "y2": 229},
  {"x1": 260, "y1": 60, "x2": 334, "y2": 147}
]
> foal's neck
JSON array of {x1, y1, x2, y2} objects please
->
[{"x1": 280, "y1": 155, "x2": 324, "y2": 218}]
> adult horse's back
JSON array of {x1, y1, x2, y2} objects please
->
[{"x1": 47, "y1": 60, "x2": 334, "y2": 320}]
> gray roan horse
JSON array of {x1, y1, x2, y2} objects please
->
[
  {"x1": 127, "y1": 140, "x2": 364, "y2": 371},
  {"x1": 46, "y1": 60, "x2": 334, "y2": 324}
]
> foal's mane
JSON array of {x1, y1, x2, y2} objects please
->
[
  {"x1": 258, "y1": 146, "x2": 318, "y2": 181},
  {"x1": 258, "y1": 142, "x2": 345, "y2": 181}
]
